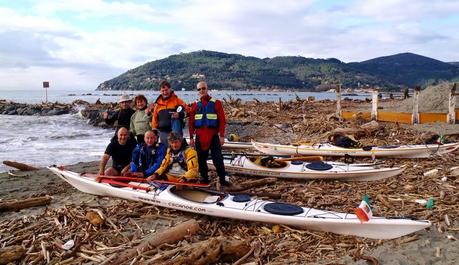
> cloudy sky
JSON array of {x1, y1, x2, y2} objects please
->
[{"x1": 1, "y1": 0, "x2": 458, "y2": 90}]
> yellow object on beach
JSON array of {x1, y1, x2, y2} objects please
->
[{"x1": 228, "y1": 133, "x2": 240, "y2": 142}]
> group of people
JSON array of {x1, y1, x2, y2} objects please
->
[{"x1": 98, "y1": 81, "x2": 230, "y2": 186}]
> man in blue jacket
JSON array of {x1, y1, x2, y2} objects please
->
[{"x1": 129, "y1": 129, "x2": 166, "y2": 178}]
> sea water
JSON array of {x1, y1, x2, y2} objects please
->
[
  {"x1": 0, "y1": 89, "x2": 367, "y2": 104},
  {"x1": 0, "y1": 89, "x2": 370, "y2": 172},
  {"x1": 0, "y1": 114, "x2": 114, "y2": 172}
]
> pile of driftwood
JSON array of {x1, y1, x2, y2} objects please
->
[
  {"x1": 223, "y1": 97, "x2": 457, "y2": 145},
  {"x1": 1, "y1": 98, "x2": 458, "y2": 264},
  {"x1": 1, "y1": 154, "x2": 457, "y2": 265}
]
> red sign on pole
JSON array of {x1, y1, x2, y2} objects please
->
[{"x1": 43, "y1": 81, "x2": 50, "y2": 88}]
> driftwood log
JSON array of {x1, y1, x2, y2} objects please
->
[
  {"x1": 146, "y1": 236, "x2": 250, "y2": 265},
  {"x1": 111, "y1": 219, "x2": 200, "y2": 265},
  {"x1": 226, "y1": 177, "x2": 277, "y2": 192},
  {"x1": 2, "y1": 160, "x2": 38, "y2": 171},
  {"x1": 0, "y1": 245, "x2": 26, "y2": 265},
  {"x1": 0, "y1": 196, "x2": 52, "y2": 212}
]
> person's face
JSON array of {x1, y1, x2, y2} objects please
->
[
  {"x1": 160, "y1": 86, "x2": 171, "y2": 98},
  {"x1": 144, "y1": 132, "x2": 157, "y2": 146},
  {"x1": 136, "y1": 98, "x2": 146, "y2": 109},
  {"x1": 119, "y1": 100, "x2": 131, "y2": 109},
  {"x1": 169, "y1": 139, "x2": 182, "y2": 151},
  {"x1": 117, "y1": 129, "x2": 128, "y2": 145},
  {"x1": 197, "y1": 84, "x2": 208, "y2": 97}
]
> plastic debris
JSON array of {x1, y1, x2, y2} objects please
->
[
  {"x1": 414, "y1": 199, "x2": 427, "y2": 205},
  {"x1": 423, "y1": 169, "x2": 438, "y2": 177},
  {"x1": 62, "y1": 239, "x2": 75, "y2": 250}
]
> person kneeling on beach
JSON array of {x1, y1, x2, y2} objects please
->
[
  {"x1": 146, "y1": 132, "x2": 198, "y2": 183},
  {"x1": 128, "y1": 129, "x2": 166, "y2": 178},
  {"x1": 98, "y1": 127, "x2": 136, "y2": 176}
]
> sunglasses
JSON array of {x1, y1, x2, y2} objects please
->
[{"x1": 197, "y1": 87, "x2": 207, "y2": 91}]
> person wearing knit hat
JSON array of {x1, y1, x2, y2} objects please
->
[{"x1": 103, "y1": 94, "x2": 135, "y2": 132}]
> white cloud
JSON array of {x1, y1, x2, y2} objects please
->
[
  {"x1": 34, "y1": 0, "x2": 167, "y2": 23},
  {"x1": 355, "y1": 0, "x2": 459, "y2": 22},
  {"x1": 0, "y1": 0, "x2": 458, "y2": 90},
  {"x1": 0, "y1": 65, "x2": 117, "y2": 90}
]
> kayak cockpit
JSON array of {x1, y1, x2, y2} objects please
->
[
  {"x1": 248, "y1": 156, "x2": 288, "y2": 169},
  {"x1": 171, "y1": 187, "x2": 227, "y2": 204}
]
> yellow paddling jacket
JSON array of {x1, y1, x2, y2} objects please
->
[{"x1": 155, "y1": 146, "x2": 198, "y2": 181}]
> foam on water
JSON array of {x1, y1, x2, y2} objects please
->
[{"x1": 0, "y1": 114, "x2": 113, "y2": 172}]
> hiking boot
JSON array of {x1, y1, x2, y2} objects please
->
[
  {"x1": 220, "y1": 180, "x2": 231, "y2": 187},
  {"x1": 199, "y1": 176, "x2": 209, "y2": 184}
]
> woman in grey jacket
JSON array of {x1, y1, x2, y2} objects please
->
[{"x1": 130, "y1": 94, "x2": 152, "y2": 144}]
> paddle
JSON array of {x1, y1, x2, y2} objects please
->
[
  {"x1": 84, "y1": 173, "x2": 210, "y2": 188},
  {"x1": 97, "y1": 178, "x2": 152, "y2": 191},
  {"x1": 148, "y1": 179, "x2": 210, "y2": 188}
]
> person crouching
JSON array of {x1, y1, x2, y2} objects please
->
[
  {"x1": 146, "y1": 132, "x2": 198, "y2": 183},
  {"x1": 98, "y1": 127, "x2": 136, "y2": 176}
]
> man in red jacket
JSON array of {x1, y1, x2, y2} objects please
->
[{"x1": 189, "y1": 81, "x2": 229, "y2": 186}]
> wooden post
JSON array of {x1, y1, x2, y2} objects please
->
[
  {"x1": 335, "y1": 84, "x2": 341, "y2": 120},
  {"x1": 447, "y1": 83, "x2": 457, "y2": 124},
  {"x1": 411, "y1": 86, "x2": 421, "y2": 124},
  {"x1": 371, "y1": 88, "x2": 379, "y2": 121}
]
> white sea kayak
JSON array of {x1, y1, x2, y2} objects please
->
[
  {"x1": 252, "y1": 141, "x2": 459, "y2": 158},
  {"x1": 184, "y1": 138, "x2": 253, "y2": 150},
  {"x1": 208, "y1": 155, "x2": 404, "y2": 181},
  {"x1": 48, "y1": 166, "x2": 431, "y2": 239}
]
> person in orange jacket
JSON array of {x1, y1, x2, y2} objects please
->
[{"x1": 151, "y1": 80, "x2": 189, "y2": 145}]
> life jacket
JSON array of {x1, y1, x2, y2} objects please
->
[
  {"x1": 194, "y1": 98, "x2": 218, "y2": 128},
  {"x1": 167, "y1": 147, "x2": 188, "y2": 175}
]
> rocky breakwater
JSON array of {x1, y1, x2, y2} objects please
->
[
  {"x1": 0, "y1": 100, "x2": 76, "y2": 116},
  {"x1": 0, "y1": 99, "x2": 116, "y2": 126}
]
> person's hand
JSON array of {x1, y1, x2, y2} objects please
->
[
  {"x1": 189, "y1": 139, "x2": 195, "y2": 148},
  {"x1": 98, "y1": 169, "x2": 104, "y2": 176},
  {"x1": 146, "y1": 173, "x2": 159, "y2": 182},
  {"x1": 179, "y1": 176, "x2": 187, "y2": 183},
  {"x1": 171, "y1": 112, "x2": 179, "y2": 119},
  {"x1": 102, "y1": 112, "x2": 108, "y2": 119},
  {"x1": 132, "y1": 172, "x2": 144, "y2": 178},
  {"x1": 144, "y1": 103, "x2": 153, "y2": 115},
  {"x1": 219, "y1": 136, "x2": 225, "y2": 146},
  {"x1": 123, "y1": 171, "x2": 133, "y2": 177}
]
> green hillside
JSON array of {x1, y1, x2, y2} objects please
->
[
  {"x1": 348, "y1": 53, "x2": 459, "y2": 88},
  {"x1": 97, "y1": 51, "x2": 459, "y2": 91}
]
